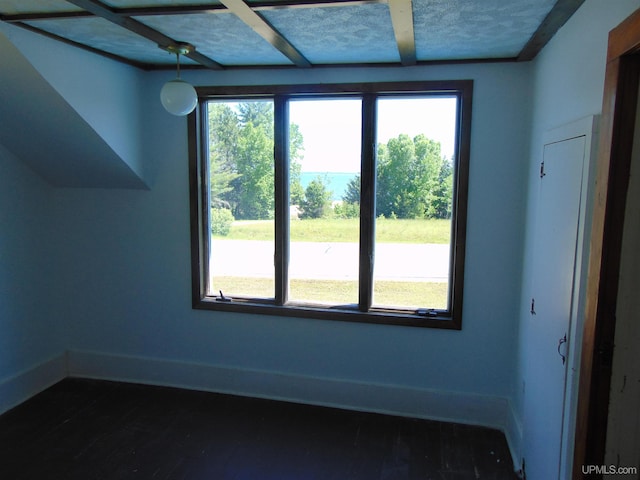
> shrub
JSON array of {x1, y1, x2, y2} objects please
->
[
  {"x1": 301, "y1": 177, "x2": 332, "y2": 219},
  {"x1": 211, "y1": 208, "x2": 234, "y2": 236},
  {"x1": 333, "y1": 202, "x2": 359, "y2": 219}
]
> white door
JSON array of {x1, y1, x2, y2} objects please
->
[{"x1": 523, "y1": 135, "x2": 586, "y2": 480}]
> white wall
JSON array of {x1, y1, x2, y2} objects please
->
[
  {"x1": 2, "y1": 0, "x2": 640, "y2": 472},
  {"x1": 17, "y1": 2, "x2": 640, "y2": 465},
  {"x1": 44, "y1": 60, "x2": 532, "y2": 433},
  {"x1": 0, "y1": 22, "x2": 149, "y2": 188},
  {"x1": 0, "y1": 145, "x2": 66, "y2": 412},
  {"x1": 517, "y1": 0, "x2": 640, "y2": 475}
]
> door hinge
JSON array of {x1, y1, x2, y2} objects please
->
[
  {"x1": 540, "y1": 161, "x2": 546, "y2": 178},
  {"x1": 530, "y1": 297, "x2": 536, "y2": 315}
]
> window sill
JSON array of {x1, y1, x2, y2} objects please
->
[{"x1": 193, "y1": 296, "x2": 461, "y2": 329}]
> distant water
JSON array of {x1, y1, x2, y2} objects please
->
[{"x1": 299, "y1": 172, "x2": 359, "y2": 201}]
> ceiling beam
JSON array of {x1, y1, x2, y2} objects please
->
[
  {"x1": 0, "y1": 11, "x2": 94, "y2": 22},
  {"x1": 117, "y1": 0, "x2": 384, "y2": 16},
  {"x1": 388, "y1": 0, "x2": 416, "y2": 66},
  {"x1": 64, "y1": 0, "x2": 224, "y2": 70},
  {"x1": 0, "y1": 1, "x2": 384, "y2": 21},
  {"x1": 254, "y1": 0, "x2": 385, "y2": 10},
  {"x1": 219, "y1": 0, "x2": 311, "y2": 67},
  {"x1": 10, "y1": 20, "x2": 152, "y2": 69},
  {"x1": 517, "y1": 0, "x2": 585, "y2": 61}
]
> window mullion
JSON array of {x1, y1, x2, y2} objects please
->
[
  {"x1": 359, "y1": 94, "x2": 376, "y2": 312},
  {"x1": 274, "y1": 96, "x2": 289, "y2": 305},
  {"x1": 189, "y1": 105, "x2": 208, "y2": 304}
]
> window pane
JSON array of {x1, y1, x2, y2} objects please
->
[
  {"x1": 374, "y1": 96, "x2": 457, "y2": 310},
  {"x1": 288, "y1": 98, "x2": 362, "y2": 305},
  {"x1": 206, "y1": 100, "x2": 275, "y2": 299}
]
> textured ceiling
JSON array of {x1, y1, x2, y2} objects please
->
[{"x1": 0, "y1": 0, "x2": 584, "y2": 70}]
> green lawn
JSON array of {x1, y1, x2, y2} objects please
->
[
  {"x1": 212, "y1": 217, "x2": 451, "y2": 307},
  {"x1": 212, "y1": 276, "x2": 448, "y2": 309},
  {"x1": 218, "y1": 217, "x2": 451, "y2": 244}
]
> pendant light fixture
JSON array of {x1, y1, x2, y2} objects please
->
[{"x1": 160, "y1": 42, "x2": 197, "y2": 116}]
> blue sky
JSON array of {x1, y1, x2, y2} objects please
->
[{"x1": 289, "y1": 96, "x2": 458, "y2": 173}]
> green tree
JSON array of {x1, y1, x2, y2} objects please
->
[
  {"x1": 238, "y1": 102, "x2": 273, "y2": 135},
  {"x1": 208, "y1": 103, "x2": 240, "y2": 166},
  {"x1": 208, "y1": 103, "x2": 241, "y2": 208},
  {"x1": 301, "y1": 176, "x2": 332, "y2": 219},
  {"x1": 209, "y1": 151, "x2": 239, "y2": 209},
  {"x1": 342, "y1": 175, "x2": 361, "y2": 205},
  {"x1": 377, "y1": 134, "x2": 422, "y2": 218},
  {"x1": 376, "y1": 134, "x2": 450, "y2": 219},
  {"x1": 233, "y1": 122, "x2": 274, "y2": 219},
  {"x1": 427, "y1": 159, "x2": 453, "y2": 219},
  {"x1": 289, "y1": 123, "x2": 306, "y2": 206},
  {"x1": 207, "y1": 102, "x2": 305, "y2": 220}
]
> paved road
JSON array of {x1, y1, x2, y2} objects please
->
[{"x1": 210, "y1": 239, "x2": 449, "y2": 282}]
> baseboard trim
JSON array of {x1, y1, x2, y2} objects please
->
[
  {"x1": 504, "y1": 398, "x2": 523, "y2": 473},
  {"x1": 68, "y1": 350, "x2": 513, "y2": 431},
  {"x1": 0, "y1": 353, "x2": 68, "y2": 415}
]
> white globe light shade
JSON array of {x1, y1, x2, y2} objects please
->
[{"x1": 160, "y1": 79, "x2": 197, "y2": 116}]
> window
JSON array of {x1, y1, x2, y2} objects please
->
[{"x1": 189, "y1": 81, "x2": 472, "y2": 328}]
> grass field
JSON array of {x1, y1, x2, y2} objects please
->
[
  {"x1": 212, "y1": 217, "x2": 451, "y2": 306},
  {"x1": 218, "y1": 217, "x2": 451, "y2": 244},
  {"x1": 212, "y1": 276, "x2": 448, "y2": 309}
]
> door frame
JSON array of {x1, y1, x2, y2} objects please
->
[{"x1": 573, "y1": 7, "x2": 640, "y2": 478}]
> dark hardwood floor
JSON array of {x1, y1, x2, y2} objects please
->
[{"x1": 0, "y1": 378, "x2": 519, "y2": 479}]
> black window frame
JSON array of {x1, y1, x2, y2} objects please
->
[{"x1": 188, "y1": 80, "x2": 472, "y2": 329}]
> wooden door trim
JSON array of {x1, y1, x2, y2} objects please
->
[{"x1": 573, "y1": 7, "x2": 640, "y2": 478}]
